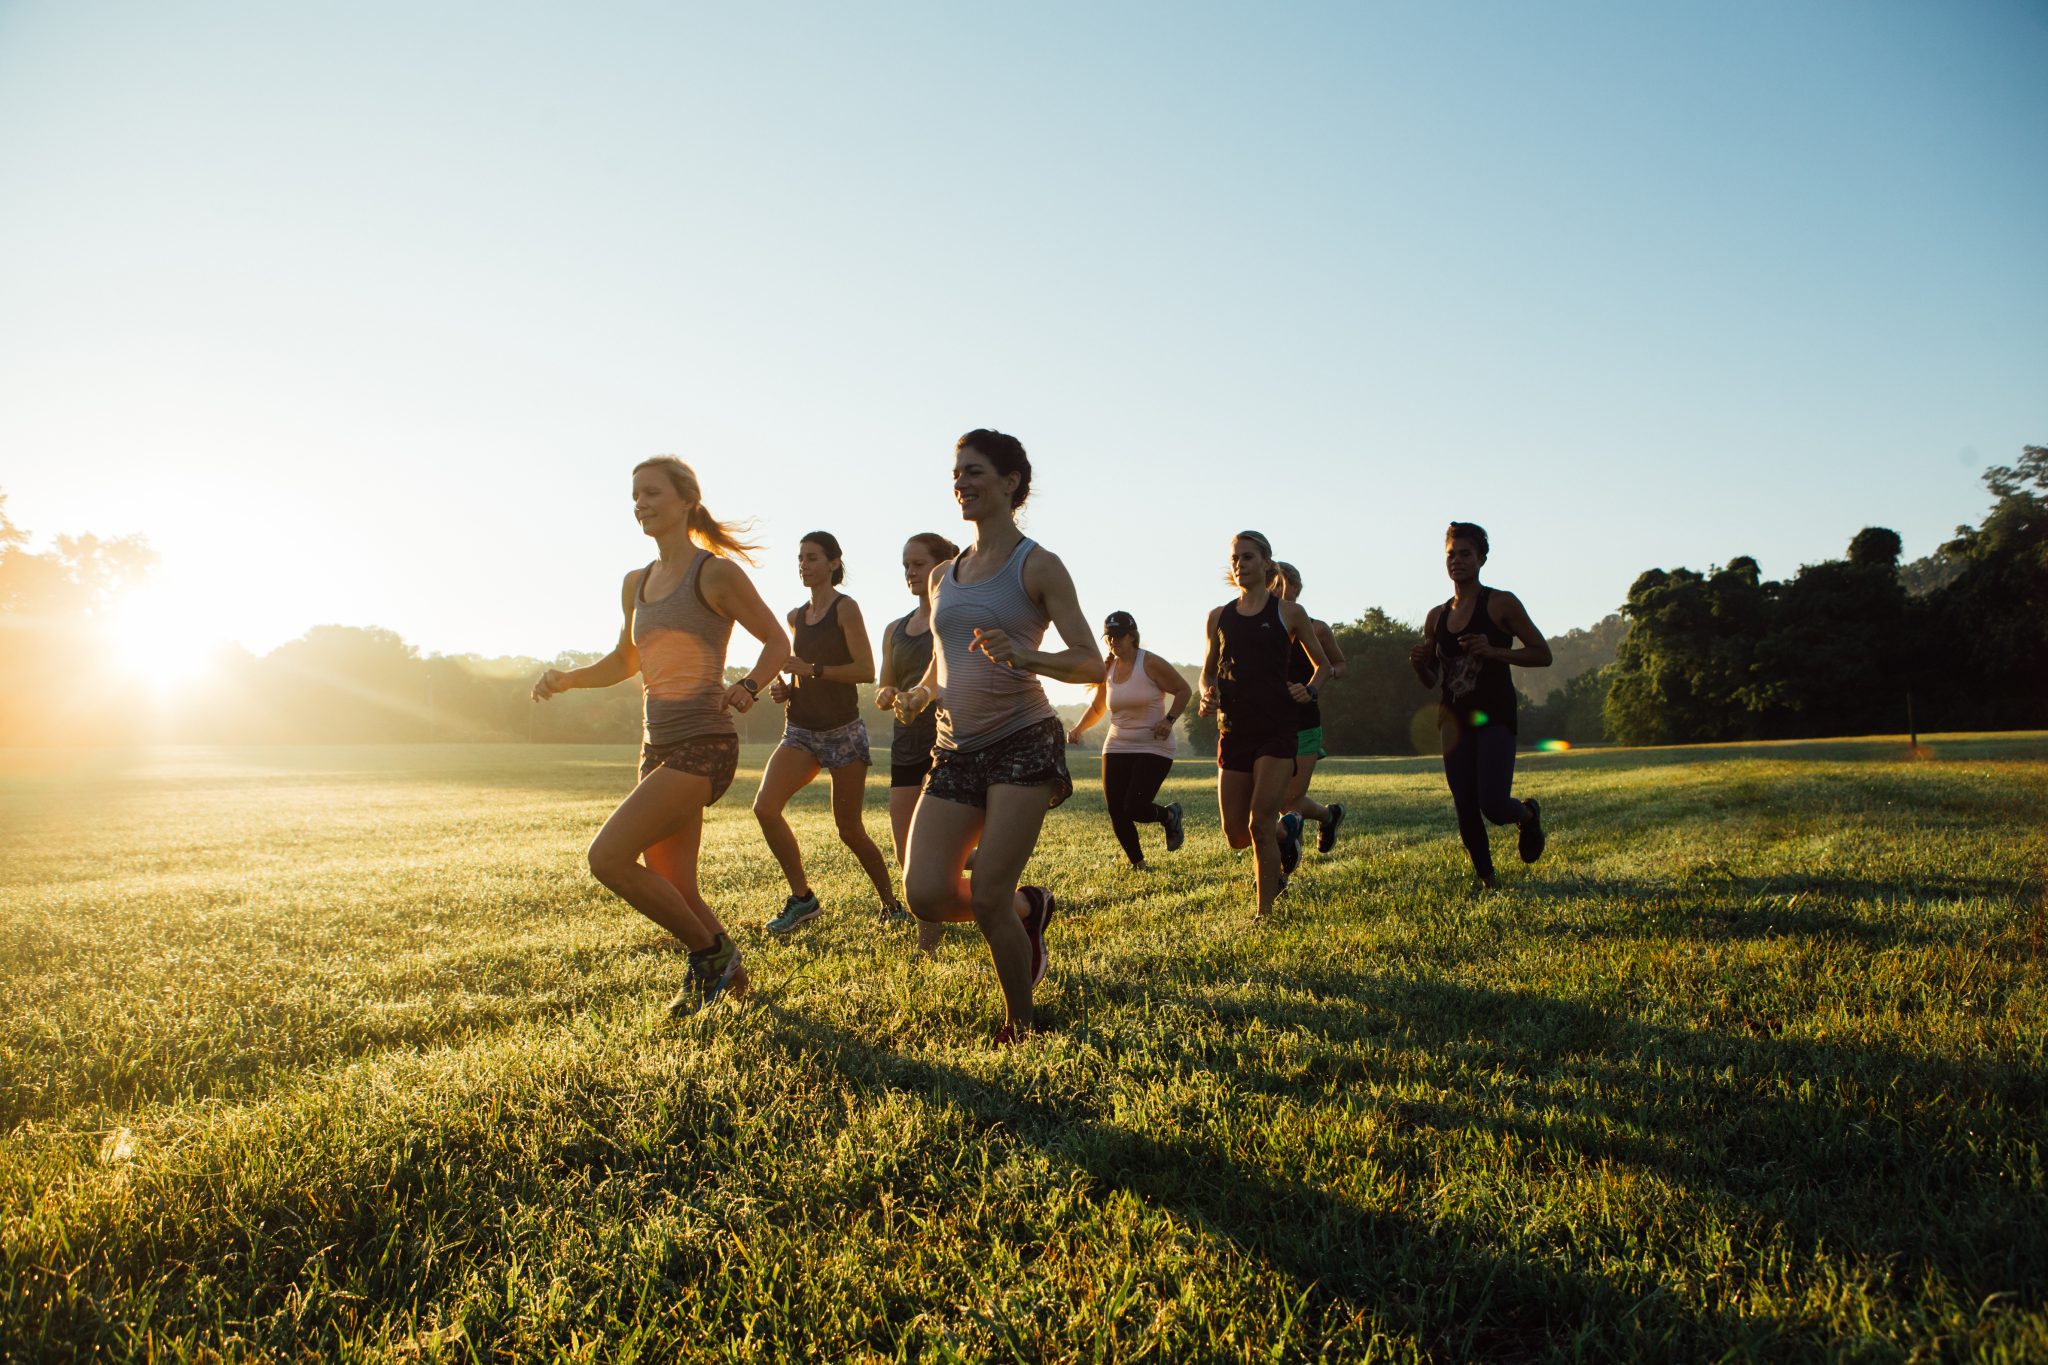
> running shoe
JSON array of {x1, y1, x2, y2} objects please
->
[
  {"x1": 1162, "y1": 801, "x2": 1185, "y2": 853},
  {"x1": 1518, "y1": 798, "x2": 1546, "y2": 864},
  {"x1": 766, "y1": 891, "x2": 823, "y2": 935},
  {"x1": 1319, "y1": 802, "x2": 1345, "y2": 854},
  {"x1": 1278, "y1": 813, "x2": 1303, "y2": 876},
  {"x1": 669, "y1": 937, "x2": 747, "y2": 1016},
  {"x1": 1020, "y1": 884, "x2": 1056, "y2": 987},
  {"x1": 993, "y1": 1020, "x2": 1036, "y2": 1046},
  {"x1": 880, "y1": 901, "x2": 914, "y2": 926}
]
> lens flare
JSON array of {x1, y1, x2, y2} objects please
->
[
  {"x1": 1470, "y1": 710, "x2": 1489, "y2": 727},
  {"x1": 1537, "y1": 738, "x2": 1571, "y2": 753}
]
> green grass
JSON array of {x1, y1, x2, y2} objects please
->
[{"x1": 3, "y1": 735, "x2": 2045, "y2": 1362}]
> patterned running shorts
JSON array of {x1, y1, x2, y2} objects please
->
[
  {"x1": 779, "y1": 717, "x2": 873, "y2": 771},
  {"x1": 638, "y1": 733, "x2": 741, "y2": 803},
  {"x1": 925, "y1": 716, "x2": 1073, "y2": 810}
]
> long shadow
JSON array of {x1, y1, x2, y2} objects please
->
[
  {"x1": 743, "y1": 1002, "x2": 1641, "y2": 1359},
  {"x1": 1063, "y1": 964, "x2": 2047, "y2": 1311}
]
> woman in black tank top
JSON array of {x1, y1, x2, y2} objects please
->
[
  {"x1": 1198, "y1": 531, "x2": 1330, "y2": 919},
  {"x1": 751, "y1": 532, "x2": 903, "y2": 935},
  {"x1": 1407, "y1": 521, "x2": 1553, "y2": 888},
  {"x1": 871, "y1": 533, "x2": 958, "y2": 942}
]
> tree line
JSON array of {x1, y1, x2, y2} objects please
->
[{"x1": 4, "y1": 448, "x2": 2038, "y2": 750}]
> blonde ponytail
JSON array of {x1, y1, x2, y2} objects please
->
[{"x1": 634, "y1": 456, "x2": 761, "y2": 564}]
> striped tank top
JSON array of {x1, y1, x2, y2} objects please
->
[
  {"x1": 931, "y1": 536, "x2": 1057, "y2": 752},
  {"x1": 633, "y1": 551, "x2": 737, "y2": 745}
]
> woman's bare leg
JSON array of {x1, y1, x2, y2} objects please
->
[
  {"x1": 827, "y1": 761, "x2": 898, "y2": 905},
  {"x1": 751, "y1": 744, "x2": 822, "y2": 897},
  {"x1": 586, "y1": 770, "x2": 720, "y2": 950}
]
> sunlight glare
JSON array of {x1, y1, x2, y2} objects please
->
[{"x1": 103, "y1": 584, "x2": 229, "y2": 695}]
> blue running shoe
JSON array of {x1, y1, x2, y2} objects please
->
[
  {"x1": 1319, "y1": 803, "x2": 1345, "y2": 854},
  {"x1": 766, "y1": 891, "x2": 823, "y2": 936}
]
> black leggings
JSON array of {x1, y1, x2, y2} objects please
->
[
  {"x1": 1101, "y1": 752, "x2": 1173, "y2": 865},
  {"x1": 1441, "y1": 722, "x2": 1527, "y2": 882}
]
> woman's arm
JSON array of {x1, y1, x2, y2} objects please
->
[
  {"x1": 1467, "y1": 592, "x2": 1552, "y2": 669},
  {"x1": 1068, "y1": 685, "x2": 1108, "y2": 744},
  {"x1": 1280, "y1": 600, "x2": 1330, "y2": 700},
  {"x1": 874, "y1": 615, "x2": 903, "y2": 709},
  {"x1": 891, "y1": 565, "x2": 950, "y2": 724},
  {"x1": 532, "y1": 570, "x2": 643, "y2": 701},
  {"x1": 1409, "y1": 606, "x2": 1442, "y2": 689},
  {"x1": 1197, "y1": 606, "x2": 1223, "y2": 715},
  {"x1": 1143, "y1": 651, "x2": 1193, "y2": 739},
  {"x1": 700, "y1": 557, "x2": 791, "y2": 711},
  {"x1": 972, "y1": 548, "x2": 1105, "y2": 685},
  {"x1": 1314, "y1": 619, "x2": 1347, "y2": 680}
]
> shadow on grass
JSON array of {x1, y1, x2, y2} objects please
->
[{"x1": 758, "y1": 954, "x2": 2047, "y2": 1356}]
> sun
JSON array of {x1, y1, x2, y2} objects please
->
[{"x1": 101, "y1": 583, "x2": 229, "y2": 695}]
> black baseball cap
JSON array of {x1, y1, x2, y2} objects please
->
[{"x1": 1103, "y1": 611, "x2": 1137, "y2": 636}]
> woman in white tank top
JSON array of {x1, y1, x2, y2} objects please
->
[
  {"x1": 1067, "y1": 611, "x2": 1192, "y2": 867},
  {"x1": 890, "y1": 429, "x2": 1105, "y2": 1044}
]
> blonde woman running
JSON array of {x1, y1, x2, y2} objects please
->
[
  {"x1": 1067, "y1": 610, "x2": 1191, "y2": 868},
  {"x1": 895, "y1": 429, "x2": 1104, "y2": 1043},
  {"x1": 532, "y1": 456, "x2": 787, "y2": 1015},
  {"x1": 1198, "y1": 531, "x2": 1330, "y2": 919}
]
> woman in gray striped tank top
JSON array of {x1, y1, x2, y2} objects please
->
[
  {"x1": 891, "y1": 429, "x2": 1105, "y2": 1044},
  {"x1": 531, "y1": 457, "x2": 789, "y2": 1018}
]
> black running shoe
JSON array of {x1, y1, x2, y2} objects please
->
[
  {"x1": 1162, "y1": 801, "x2": 1185, "y2": 853},
  {"x1": 1278, "y1": 813, "x2": 1303, "y2": 876},
  {"x1": 1318, "y1": 802, "x2": 1344, "y2": 854},
  {"x1": 1518, "y1": 798, "x2": 1545, "y2": 863}
]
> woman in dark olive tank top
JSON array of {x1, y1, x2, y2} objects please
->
[
  {"x1": 892, "y1": 429, "x2": 1105, "y2": 1045},
  {"x1": 751, "y1": 532, "x2": 902, "y2": 935},
  {"x1": 1198, "y1": 531, "x2": 1330, "y2": 920},
  {"x1": 531, "y1": 456, "x2": 788, "y2": 1017},
  {"x1": 872, "y1": 532, "x2": 959, "y2": 953},
  {"x1": 1407, "y1": 521, "x2": 1552, "y2": 888}
]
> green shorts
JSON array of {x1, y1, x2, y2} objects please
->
[{"x1": 1297, "y1": 726, "x2": 1326, "y2": 759}]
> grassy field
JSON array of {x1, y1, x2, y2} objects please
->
[{"x1": 2, "y1": 735, "x2": 2045, "y2": 1362}]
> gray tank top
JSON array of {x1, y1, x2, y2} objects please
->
[
  {"x1": 931, "y1": 536, "x2": 1057, "y2": 752},
  {"x1": 632, "y1": 551, "x2": 737, "y2": 745}
]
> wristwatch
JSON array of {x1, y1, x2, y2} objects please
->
[
  {"x1": 739, "y1": 677, "x2": 760, "y2": 695},
  {"x1": 1305, "y1": 684, "x2": 1319, "y2": 701}
]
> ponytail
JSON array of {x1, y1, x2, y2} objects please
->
[{"x1": 689, "y1": 502, "x2": 762, "y2": 564}]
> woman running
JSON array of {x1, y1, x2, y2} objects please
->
[
  {"x1": 1198, "y1": 531, "x2": 1330, "y2": 919},
  {"x1": 1067, "y1": 610, "x2": 1191, "y2": 868},
  {"x1": 1272, "y1": 562, "x2": 1349, "y2": 872},
  {"x1": 753, "y1": 531, "x2": 902, "y2": 933},
  {"x1": 1407, "y1": 521, "x2": 1550, "y2": 889},
  {"x1": 531, "y1": 456, "x2": 787, "y2": 1015},
  {"x1": 895, "y1": 429, "x2": 1104, "y2": 1042},
  {"x1": 873, "y1": 532, "x2": 958, "y2": 951}
]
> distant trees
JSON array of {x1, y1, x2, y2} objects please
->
[
  {"x1": 1601, "y1": 446, "x2": 2045, "y2": 745},
  {"x1": 0, "y1": 492, "x2": 156, "y2": 744}
]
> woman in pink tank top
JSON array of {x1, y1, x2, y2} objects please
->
[
  {"x1": 890, "y1": 429, "x2": 1105, "y2": 1044},
  {"x1": 1068, "y1": 611, "x2": 1192, "y2": 868},
  {"x1": 531, "y1": 456, "x2": 789, "y2": 1017}
]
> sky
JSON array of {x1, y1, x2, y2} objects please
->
[{"x1": 2, "y1": 1, "x2": 2044, "y2": 696}]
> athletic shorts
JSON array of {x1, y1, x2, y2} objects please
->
[
  {"x1": 925, "y1": 716, "x2": 1073, "y2": 810},
  {"x1": 891, "y1": 757, "x2": 933, "y2": 789},
  {"x1": 638, "y1": 733, "x2": 740, "y2": 804},
  {"x1": 1297, "y1": 726, "x2": 1327, "y2": 759},
  {"x1": 1217, "y1": 727, "x2": 1299, "y2": 773},
  {"x1": 779, "y1": 718, "x2": 872, "y2": 771}
]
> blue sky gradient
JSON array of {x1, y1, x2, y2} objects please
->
[{"x1": 2, "y1": 2, "x2": 2042, "y2": 679}]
